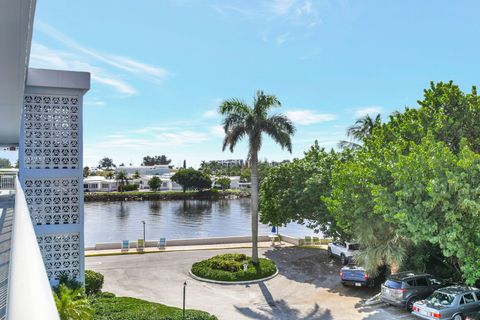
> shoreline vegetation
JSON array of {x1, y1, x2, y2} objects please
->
[{"x1": 84, "y1": 189, "x2": 250, "y2": 202}]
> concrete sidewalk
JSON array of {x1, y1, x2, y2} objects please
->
[{"x1": 84, "y1": 241, "x2": 315, "y2": 257}]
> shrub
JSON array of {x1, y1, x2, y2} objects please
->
[
  {"x1": 85, "y1": 270, "x2": 104, "y2": 295},
  {"x1": 90, "y1": 296, "x2": 217, "y2": 320},
  {"x1": 55, "y1": 271, "x2": 82, "y2": 292},
  {"x1": 191, "y1": 253, "x2": 276, "y2": 282},
  {"x1": 118, "y1": 184, "x2": 139, "y2": 192},
  {"x1": 96, "y1": 291, "x2": 115, "y2": 298}
]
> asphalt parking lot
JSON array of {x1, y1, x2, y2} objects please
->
[{"x1": 86, "y1": 247, "x2": 416, "y2": 319}]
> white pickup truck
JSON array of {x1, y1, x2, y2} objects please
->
[{"x1": 327, "y1": 241, "x2": 360, "y2": 265}]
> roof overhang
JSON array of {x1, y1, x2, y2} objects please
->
[{"x1": 0, "y1": 0, "x2": 36, "y2": 147}]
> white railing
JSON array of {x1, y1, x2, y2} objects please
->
[
  {"x1": 0, "y1": 173, "x2": 15, "y2": 191},
  {"x1": 6, "y1": 177, "x2": 60, "y2": 320}
]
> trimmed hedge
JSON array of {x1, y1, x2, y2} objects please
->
[
  {"x1": 85, "y1": 270, "x2": 104, "y2": 295},
  {"x1": 191, "y1": 253, "x2": 277, "y2": 282},
  {"x1": 90, "y1": 296, "x2": 217, "y2": 320}
]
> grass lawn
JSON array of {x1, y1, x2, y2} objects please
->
[
  {"x1": 191, "y1": 253, "x2": 277, "y2": 282},
  {"x1": 90, "y1": 296, "x2": 217, "y2": 320}
]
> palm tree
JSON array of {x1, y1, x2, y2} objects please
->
[
  {"x1": 339, "y1": 114, "x2": 381, "y2": 149},
  {"x1": 53, "y1": 284, "x2": 93, "y2": 320},
  {"x1": 219, "y1": 90, "x2": 295, "y2": 264},
  {"x1": 354, "y1": 219, "x2": 409, "y2": 276},
  {"x1": 115, "y1": 170, "x2": 128, "y2": 192}
]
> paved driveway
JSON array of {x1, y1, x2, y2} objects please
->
[{"x1": 86, "y1": 247, "x2": 414, "y2": 320}]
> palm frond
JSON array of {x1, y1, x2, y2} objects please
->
[
  {"x1": 262, "y1": 114, "x2": 295, "y2": 153},
  {"x1": 253, "y1": 91, "x2": 281, "y2": 118},
  {"x1": 219, "y1": 99, "x2": 250, "y2": 116},
  {"x1": 337, "y1": 140, "x2": 361, "y2": 150},
  {"x1": 222, "y1": 125, "x2": 247, "y2": 152}
]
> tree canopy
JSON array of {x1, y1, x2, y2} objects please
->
[
  {"x1": 171, "y1": 168, "x2": 212, "y2": 192},
  {"x1": 260, "y1": 81, "x2": 480, "y2": 284},
  {"x1": 148, "y1": 176, "x2": 161, "y2": 191},
  {"x1": 98, "y1": 157, "x2": 115, "y2": 169},
  {"x1": 260, "y1": 141, "x2": 349, "y2": 238},
  {"x1": 142, "y1": 155, "x2": 172, "y2": 166},
  {"x1": 215, "y1": 177, "x2": 231, "y2": 190},
  {"x1": 0, "y1": 158, "x2": 11, "y2": 168}
]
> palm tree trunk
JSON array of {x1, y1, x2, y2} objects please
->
[{"x1": 250, "y1": 150, "x2": 259, "y2": 265}]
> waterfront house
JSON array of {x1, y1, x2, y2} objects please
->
[{"x1": 83, "y1": 176, "x2": 118, "y2": 192}]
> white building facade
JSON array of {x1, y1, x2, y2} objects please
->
[
  {"x1": 115, "y1": 165, "x2": 171, "y2": 177},
  {"x1": 83, "y1": 176, "x2": 117, "y2": 192},
  {"x1": 209, "y1": 159, "x2": 244, "y2": 167}
]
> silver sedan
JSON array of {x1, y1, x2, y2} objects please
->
[{"x1": 412, "y1": 286, "x2": 480, "y2": 320}]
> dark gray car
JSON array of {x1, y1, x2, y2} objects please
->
[
  {"x1": 381, "y1": 272, "x2": 446, "y2": 311},
  {"x1": 412, "y1": 286, "x2": 480, "y2": 320}
]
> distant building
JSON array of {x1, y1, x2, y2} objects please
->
[
  {"x1": 209, "y1": 159, "x2": 244, "y2": 167},
  {"x1": 83, "y1": 176, "x2": 118, "y2": 192},
  {"x1": 115, "y1": 165, "x2": 171, "y2": 177},
  {"x1": 140, "y1": 173, "x2": 183, "y2": 191}
]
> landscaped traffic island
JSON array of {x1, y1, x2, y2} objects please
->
[{"x1": 191, "y1": 253, "x2": 277, "y2": 283}]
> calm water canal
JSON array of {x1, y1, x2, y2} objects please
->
[{"x1": 84, "y1": 198, "x2": 316, "y2": 246}]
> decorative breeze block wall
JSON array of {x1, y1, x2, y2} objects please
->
[
  {"x1": 23, "y1": 178, "x2": 80, "y2": 225},
  {"x1": 37, "y1": 233, "x2": 81, "y2": 280},
  {"x1": 23, "y1": 95, "x2": 79, "y2": 170}
]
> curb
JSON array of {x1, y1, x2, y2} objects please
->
[
  {"x1": 85, "y1": 246, "x2": 258, "y2": 258},
  {"x1": 188, "y1": 269, "x2": 279, "y2": 285}
]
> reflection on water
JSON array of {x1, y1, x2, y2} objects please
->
[{"x1": 84, "y1": 198, "x2": 317, "y2": 246}]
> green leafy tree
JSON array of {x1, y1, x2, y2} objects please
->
[
  {"x1": 260, "y1": 142, "x2": 349, "y2": 239},
  {"x1": 148, "y1": 176, "x2": 161, "y2": 191},
  {"x1": 83, "y1": 166, "x2": 90, "y2": 178},
  {"x1": 53, "y1": 284, "x2": 93, "y2": 320},
  {"x1": 171, "y1": 168, "x2": 212, "y2": 192},
  {"x1": 99, "y1": 157, "x2": 115, "y2": 170},
  {"x1": 376, "y1": 137, "x2": 480, "y2": 283},
  {"x1": 142, "y1": 155, "x2": 172, "y2": 166},
  {"x1": 216, "y1": 177, "x2": 231, "y2": 190},
  {"x1": 219, "y1": 90, "x2": 295, "y2": 264},
  {"x1": 0, "y1": 158, "x2": 11, "y2": 168}
]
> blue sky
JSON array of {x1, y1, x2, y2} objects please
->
[{"x1": 2, "y1": 0, "x2": 480, "y2": 168}]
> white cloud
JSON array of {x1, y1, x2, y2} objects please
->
[
  {"x1": 355, "y1": 106, "x2": 382, "y2": 117},
  {"x1": 276, "y1": 33, "x2": 290, "y2": 45},
  {"x1": 285, "y1": 110, "x2": 336, "y2": 125},
  {"x1": 91, "y1": 74, "x2": 137, "y2": 95},
  {"x1": 37, "y1": 22, "x2": 169, "y2": 82},
  {"x1": 30, "y1": 22, "x2": 170, "y2": 95},
  {"x1": 210, "y1": 125, "x2": 225, "y2": 137},
  {"x1": 30, "y1": 43, "x2": 138, "y2": 95},
  {"x1": 271, "y1": 0, "x2": 296, "y2": 15},
  {"x1": 203, "y1": 109, "x2": 218, "y2": 118},
  {"x1": 209, "y1": 0, "x2": 321, "y2": 43},
  {"x1": 84, "y1": 99, "x2": 106, "y2": 107}
]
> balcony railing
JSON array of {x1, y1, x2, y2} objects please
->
[
  {"x1": 0, "y1": 171, "x2": 15, "y2": 191},
  {"x1": 0, "y1": 176, "x2": 60, "y2": 320}
]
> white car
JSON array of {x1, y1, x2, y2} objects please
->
[{"x1": 327, "y1": 241, "x2": 360, "y2": 265}]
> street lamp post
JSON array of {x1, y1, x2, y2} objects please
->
[
  {"x1": 142, "y1": 220, "x2": 146, "y2": 243},
  {"x1": 183, "y1": 281, "x2": 187, "y2": 320}
]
